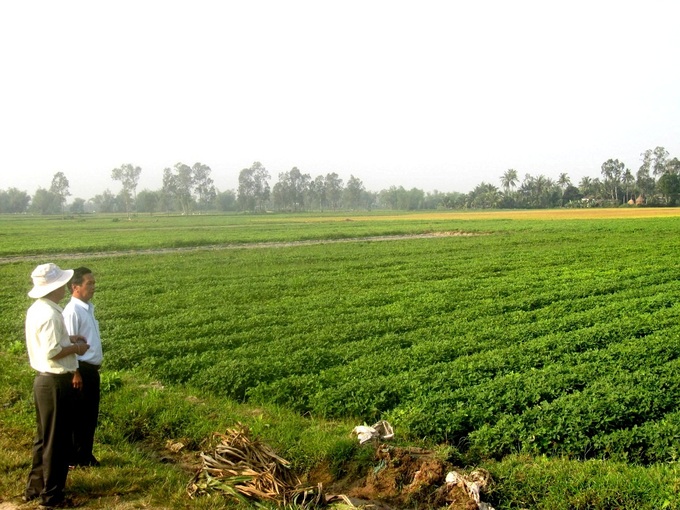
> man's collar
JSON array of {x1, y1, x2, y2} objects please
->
[{"x1": 70, "y1": 296, "x2": 92, "y2": 309}]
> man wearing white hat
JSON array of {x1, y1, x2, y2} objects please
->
[{"x1": 24, "y1": 263, "x2": 90, "y2": 508}]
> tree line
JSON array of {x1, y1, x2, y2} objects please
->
[{"x1": 1, "y1": 146, "x2": 678, "y2": 215}]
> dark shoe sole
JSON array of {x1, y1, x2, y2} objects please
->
[{"x1": 38, "y1": 496, "x2": 75, "y2": 508}]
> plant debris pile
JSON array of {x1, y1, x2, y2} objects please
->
[
  {"x1": 187, "y1": 423, "x2": 336, "y2": 508},
  {"x1": 187, "y1": 424, "x2": 494, "y2": 509}
]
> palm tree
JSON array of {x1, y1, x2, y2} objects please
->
[
  {"x1": 557, "y1": 173, "x2": 571, "y2": 206},
  {"x1": 579, "y1": 176, "x2": 593, "y2": 197},
  {"x1": 469, "y1": 182, "x2": 501, "y2": 209},
  {"x1": 557, "y1": 173, "x2": 571, "y2": 190},
  {"x1": 500, "y1": 169, "x2": 519, "y2": 195}
]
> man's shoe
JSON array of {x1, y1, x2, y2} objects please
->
[
  {"x1": 22, "y1": 493, "x2": 39, "y2": 503},
  {"x1": 38, "y1": 496, "x2": 75, "y2": 508},
  {"x1": 72, "y1": 455, "x2": 99, "y2": 467}
]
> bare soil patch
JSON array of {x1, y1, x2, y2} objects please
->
[{"x1": 310, "y1": 445, "x2": 491, "y2": 509}]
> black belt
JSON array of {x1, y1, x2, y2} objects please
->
[{"x1": 79, "y1": 361, "x2": 101, "y2": 371}]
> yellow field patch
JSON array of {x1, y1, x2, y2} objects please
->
[{"x1": 349, "y1": 207, "x2": 680, "y2": 221}]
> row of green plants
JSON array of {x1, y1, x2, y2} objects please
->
[
  {"x1": 2, "y1": 212, "x2": 680, "y2": 508},
  {"x1": 37, "y1": 215, "x2": 677, "y2": 463}
]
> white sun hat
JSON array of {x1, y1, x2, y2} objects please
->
[{"x1": 28, "y1": 263, "x2": 74, "y2": 298}]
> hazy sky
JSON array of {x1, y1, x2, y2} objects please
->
[{"x1": 1, "y1": 1, "x2": 679, "y2": 200}]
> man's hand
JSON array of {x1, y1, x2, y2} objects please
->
[
  {"x1": 74, "y1": 342, "x2": 90, "y2": 356},
  {"x1": 70, "y1": 335, "x2": 87, "y2": 344},
  {"x1": 72, "y1": 370, "x2": 83, "y2": 390}
]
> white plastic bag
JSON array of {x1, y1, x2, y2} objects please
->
[{"x1": 351, "y1": 420, "x2": 394, "y2": 444}]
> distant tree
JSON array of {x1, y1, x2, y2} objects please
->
[
  {"x1": 157, "y1": 175, "x2": 177, "y2": 213},
  {"x1": 290, "y1": 167, "x2": 311, "y2": 211},
  {"x1": 562, "y1": 185, "x2": 583, "y2": 205},
  {"x1": 557, "y1": 173, "x2": 571, "y2": 189},
  {"x1": 622, "y1": 168, "x2": 635, "y2": 203},
  {"x1": 192, "y1": 162, "x2": 217, "y2": 210},
  {"x1": 422, "y1": 190, "x2": 454, "y2": 209},
  {"x1": 500, "y1": 169, "x2": 519, "y2": 195},
  {"x1": 639, "y1": 149, "x2": 653, "y2": 177},
  {"x1": 31, "y1": 188, "x2": 62, "y2": 215},
  {"x1": 324, "y1": 173, "x2": 343, "y2": 211},
  {"x1": 652, "y1": 146, "x2": 670, "y2": 176},
  {"x1": 468, "y1": 182, "x2": 501, "y2": 209},
  {"x1": 379, "y1": 186, "x2": 425, "y2": 210},
  {"x1": 90, "y1": 189, "x2": 119, "y2": 213},
  {"x1": 343, "y1": 175, "x2": 365, "y2": 209},
  {"x1": 600, "y1": 159, "x2": 625, "y2": 203},
  {"x1": 379, "y1": 186, "x2": 400, "y2": 209},
  {"x1": 591, "y1": 178, "x2": 605, "y2": 201},
  {"x1": 136, "y1": 189, "x2": 161, "y2": 213},
  {"x1": 544, "y1": 178, "x2": 561, "y2": 207},
  {"x1": 517, "y1": 174, "x2": 532, "y2": 207},
  {"x1": 111, "y1": 163, "x2": 142, "y2": 219},
  {"x1": 448, "y1": 192, "x2": 468, "y2": 209},
  {"x1": 363, "y1": 190, "x2": 377, "y2": 211},
  {"x1": 163, "y1": 163, "x2": 195, "y2": 214},
  {"x1": 307, "y1": 175, "x2": 326, "y2": 211},
  {"x1": 578, "y1": 176, "x2": 594, "y2": 198},
  {"x1": 237, "y1": 162, "x2": 270, "y2": 212},
  {"x1": 497, "y1": 190, "x2": 517, "y2": 209},
  {"x1": 667, "y1": 157, "x2": 680, "y2": 175},
  {"x1": 70, "y1": 198, "x2": 86, "y2": 214},
  {"x1": 270, "y1": 181, "x2": 285, "y2": 211},
  {"x1": 657, "y1": 173, "x2": 680, "y2": 205},
  {"x1": 273, "y1": 167, "x2": 310, "y2": 211},
  {"x1": 636, "y1": 163, "x2": 655, "y2": 203},
  {"x1": 557, "y1": 173, "x2": 571, "y2": 206},
  {"x1": 406, "y1": 187, "x2": 421, "y2": 210},
  {"x1": 0, "y1": 187, "x2": 30, "y2": 213},
  {"x1": 216, "y1": 190, "x2": 237, "y2": 212},
  {"x1": 50, "y1": 171, "x2": 70, "y2": 216},
  {"x1": 397, "y1": 187, "x2": 414, "y2": 209},
  {"x1": 517, "y1": 174, "x2": 559, "y2": 208}
]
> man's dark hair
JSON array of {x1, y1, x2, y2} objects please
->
[{"x1": 68, "y1": 266, "x2": 92, "y2": 291}]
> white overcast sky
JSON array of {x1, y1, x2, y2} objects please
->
[{"x1": 1, "y1": 1, "x2": 679, "y2": 199}]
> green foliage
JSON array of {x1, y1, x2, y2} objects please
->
[
  {"x1": 99, "y1": 375, "x2": 219, "y2": 448},
  {"x1": 95, "y1": 216, "x2": 680, "y2": 463},
  {"x1": 5, "y1": 214, "x2": 680, "y2": 464},
  {"x1": 3, "y1": 212, "x2": 680, "y2": 508},
  {"x1": 100, "y1": 370, "x2": 123, "y2": 393},
  {"x1": 0, "y1": 211, "x2": 488, "y2": 257},
  {"x1": 487, "y1": 454, "x2": 680, "y2": 509}
]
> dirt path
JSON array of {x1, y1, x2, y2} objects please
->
[{"x1": 0, "y1": 231, "x2": 476, "y2": 265}]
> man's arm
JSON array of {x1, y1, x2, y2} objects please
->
[{"x1": 52, "y1": 342, "x2": 88, "y2": 360}]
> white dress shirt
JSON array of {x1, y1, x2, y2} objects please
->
[
  {"x1": 63, "y1": 297, "x2": 104, "y2": 366},
  {"x1": 26, "y1": 298, "x2": 78, "y2": 374}
]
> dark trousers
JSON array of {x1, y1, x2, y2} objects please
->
[
  {"x1": 72, "y1": 362, "x2": 100, "y2": 466},
  {"x1": 25, "y1": 372, "x2": 74, "y2": 506}
]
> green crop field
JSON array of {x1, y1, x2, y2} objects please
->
[{"x1": 2, "y1": 209, "x2": 680, "y2": 509}]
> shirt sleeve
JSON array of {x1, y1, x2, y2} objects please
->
[
  {"x1": 63, "y1": 306, "x2": 79, "y2": 336},
  {"x1": 38, "y1": 316, "x2": 65, "y2": 360}
]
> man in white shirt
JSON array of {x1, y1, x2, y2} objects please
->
[
  {"x1": 25, "y1": 263, "x2": 89, "y2": 507},
  {"x1": 63, "y1": 267, "x2": 103, "y2": 468}
]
